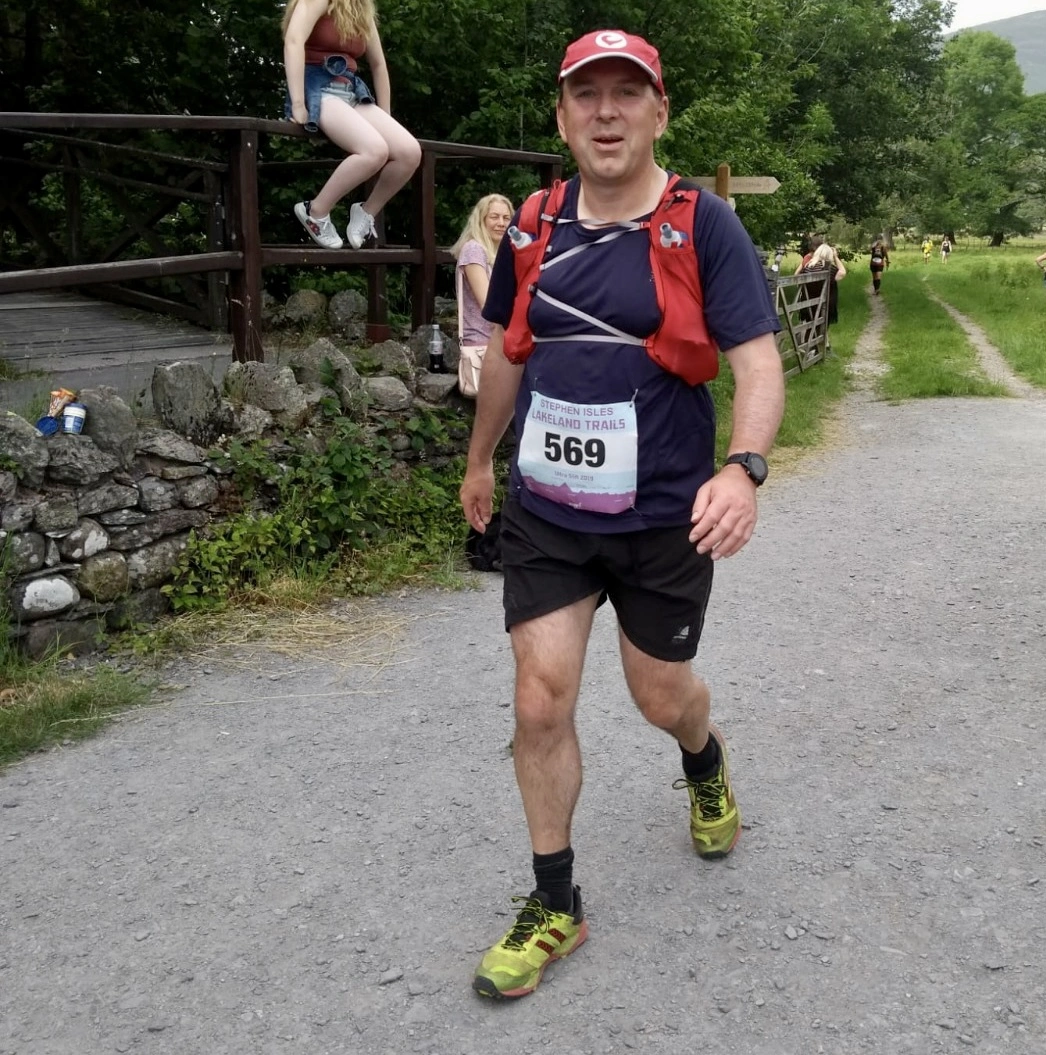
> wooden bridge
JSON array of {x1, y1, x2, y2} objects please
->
[
  {"x1": 0, "y1": 290, "x2": 230, "y2": 413},
  {"x1": 0, "y1": 113, "x2": 828, "y2": 410},
  {"x1": 0, "y1": 113, "x2": 563, "y2": 365}
]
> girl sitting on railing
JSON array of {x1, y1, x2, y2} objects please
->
[{"x1": 283, "y1": 0, "x2": 421, "y2": 250}]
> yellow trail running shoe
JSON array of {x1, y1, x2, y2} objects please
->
[
  {"x1": 672, "y1": 724, "x2": 741, "y2": 859},
  {"x1": 473, "y1": 887, "x2": 588, "y2": 999}
]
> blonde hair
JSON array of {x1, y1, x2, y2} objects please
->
[
  {"x1": 451, "y1": 194, "x2": 514, "y2": 266},
  {"x1": 809, "y1": 243, "x2": 836, "y2": 269},
  {"x1": 283, "y1": 0, "x2": 376, "y2": 42}
]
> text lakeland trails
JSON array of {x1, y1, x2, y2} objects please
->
[{"x1": 530, "y1": 409, "x2": 628, "y2": 431}]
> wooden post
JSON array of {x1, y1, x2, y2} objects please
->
[
  {"x1": 367, "y1": 196, "x2": 390, "y2": 343},
  {"x1": 225, "y1": 130, "x2": 264, "y2": 362},
  {"x1": 204, "y1": 170, "x2": 228, "y2": 332},
  {"x1": 715, "y1": 162, "x2": 731, "y2": 202},
  {"x1": 539, "y1": 159, "x2": 563, "y2": 187},
  {"x1": 63, "y1": 146, "x2": 82, "y2": 265},
  {"x1": 411, "y1": 148, "x2": 438, "y2": 332}
]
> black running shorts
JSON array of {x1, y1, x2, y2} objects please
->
[{"x1": 500, "y1": 498, "x2": 714, "y2": 662}]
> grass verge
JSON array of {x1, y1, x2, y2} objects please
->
[
  {"x1": 877, "y1": 266, "x2": 1006, "y2": 400},
  {"x1": 0, "y1": 647, "x2": 151, "y2": 768},
  {"x1": 710, "y1": 266, "x2": 868, "y2": 465}
]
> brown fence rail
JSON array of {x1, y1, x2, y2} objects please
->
[
  {"x1": 0, "y1": 113, "x2": 563, "y2": 362},
  {"x1": 1, "y1": 114, "x2": 829, "y2": 379}
]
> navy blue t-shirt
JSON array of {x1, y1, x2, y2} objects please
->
[{"x1": 484, "y1": 175, "x2": 779, "y2": 533}]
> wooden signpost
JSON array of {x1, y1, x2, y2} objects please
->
[{"x1": 692, "y1": 163, "x2": 780, "y2": 209}]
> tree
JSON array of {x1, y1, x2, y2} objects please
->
[{"x1": 918, "y1": 31, "x2": 1037, "y2": 243}]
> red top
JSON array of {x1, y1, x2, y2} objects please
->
[{"x1": 304, "y1": 14, "x2": 366, "y2": 69}]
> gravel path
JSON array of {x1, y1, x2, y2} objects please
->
[{"x1": 2, "y1": 292, "x2": 1045, "y2": 1055}]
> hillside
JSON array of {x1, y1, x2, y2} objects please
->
[{"x1": 953, "y1": 10, "x2": 1046, "y2": 94}]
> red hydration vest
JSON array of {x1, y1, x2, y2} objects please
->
[{"x1": 502, "y1": 175, "x2": 720, "y2": 386}]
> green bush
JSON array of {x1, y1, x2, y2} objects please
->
[{"x1": 164, "y1": 411, "x2": 467, "y2": 611}]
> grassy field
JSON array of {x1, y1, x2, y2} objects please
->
[
  {"x1": 914, "y1": 245, "x2": 1046, "y2": 389},
  {"x1": 875, "y1": 257, "x2": 1007, "y2": 400}
]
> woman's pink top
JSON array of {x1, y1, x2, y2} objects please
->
[
  {"x1": 304, "y1": 14, "x2": 366, "y2": 69},
  {"x1": 457, "y1": 240, "x2": 493, "y2": 345}
]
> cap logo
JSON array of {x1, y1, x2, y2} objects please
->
[{"x1": 594, "y1": 31, "x2": 628, "y2": 50}]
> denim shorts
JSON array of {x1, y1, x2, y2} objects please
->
[{"x1": 285, "y1": 56, "x2": 375, "y2": 133}]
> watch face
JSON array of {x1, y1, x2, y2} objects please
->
[{"x1": 747, "y1": 453, "x2": 768, "y2": 482}]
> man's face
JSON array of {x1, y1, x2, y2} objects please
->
[{"x1": 556, "y1": 59, "x2": 668, "y2": 188}]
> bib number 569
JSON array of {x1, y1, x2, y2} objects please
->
[{"x1": 543, "y1": 432, "x2": 606, "y2": 468}]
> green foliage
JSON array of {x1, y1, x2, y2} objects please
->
[
  {"x1": 0, "y1": 542, "x2": 150, "y2": 768},
  {"x1": 905, "y1": 31, "x2": 1044, "y2": 241},
  {"x1": 165, "y1": 413, "x2": 468, "y2": 611}
]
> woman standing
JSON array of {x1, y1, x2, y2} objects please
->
[
  {"x1": 450, "y1": 194, "x2": 513, "y2": 397},
  {"x1": 283, "y1": 0, "x2": 421, "y2": 249},
  {"x1": 798, "y1": 243, "x2": 846, "y2": 351}
]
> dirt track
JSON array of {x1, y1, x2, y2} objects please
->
[{"x1": 2, "y1": 291, "x2": 1045, "y2": 1055}]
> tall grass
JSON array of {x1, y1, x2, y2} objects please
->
[
  {"x1": 919, "y1": 248, "x2": 1046, "y2": 389},
  {"x1": 877, "y1": 266, "x2": 1006, "y2": 400}
]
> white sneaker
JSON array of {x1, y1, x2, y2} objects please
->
[
  {"x1": 346, "y1": 203, "x2": 377, "y2": 249},
  {"x1": 294, "y1": 201, "x2": 343, "y2": 249}
]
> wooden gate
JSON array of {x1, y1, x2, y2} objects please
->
[{"x1": 769, "y1": 271, "x2": 832, "y2": 378}]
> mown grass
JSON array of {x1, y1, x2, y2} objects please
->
[
  {"x1": 876, "y1": 263, "x2": 1007, "y2": 400},
  {"x1": 916, "y1": 247, "x2": 1046, "y2": 389}
]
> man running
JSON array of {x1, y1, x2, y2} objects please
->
[{"x1": 460, "y1": 29, "x2": 785, "y2": 999}]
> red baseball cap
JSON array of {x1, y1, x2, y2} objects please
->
[{"x1": 559, "y1": 30, "x2": 665, "y2": 96}]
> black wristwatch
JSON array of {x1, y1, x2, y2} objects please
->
[{"x1": 724, "y1": 452, "x2": 768, "y2": 487}]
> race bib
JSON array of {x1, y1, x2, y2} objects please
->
[{"x1": 517, "y1": 390, "x2": 637, "y2": 513}]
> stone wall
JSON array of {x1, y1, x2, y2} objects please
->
[{"x1": 1, "y1": 318, "x2": 472, "y2": 659}]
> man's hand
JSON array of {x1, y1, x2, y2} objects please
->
[
  {"x1": 460, "y1": 462, "x2": 496, "y2": 533},
  {"x1": 688, "y1": 465, "x2": 758, "y2": 560}
]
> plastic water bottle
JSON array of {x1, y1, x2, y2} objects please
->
[
  {"x1": 428, "y1": 324, "x2": 446, "y2": 373},
  {"x1": 659, "y1": 223, "x2": 683, "y2": 248},
  {"x1": 507, "y1": 225, "x2": 533, "y2": 249}
]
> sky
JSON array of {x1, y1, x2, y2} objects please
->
[{"x1": 948, "y1": 0, "x2": 1045, "y2": 30}]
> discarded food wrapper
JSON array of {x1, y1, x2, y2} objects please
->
[{"x1": 48, "y1": 388, "x2": 77, "y2": 418}]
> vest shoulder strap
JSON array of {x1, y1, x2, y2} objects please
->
[{"x1": 518, "y1": 180, "x2": 566, "y2": 234}]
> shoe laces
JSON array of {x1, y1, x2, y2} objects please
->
[
  {"x1": 673, "y1": 770, "x2": 727, "y2": 819},
  {"x1": 500, "y1": 895, "x2": 556, "y2": 951}
]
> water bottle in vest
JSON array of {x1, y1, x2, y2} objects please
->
[
  {"x1": 659, "y1": 223, "x2": 683, "y2": 248},
  {"x1": 507, "y1": 225, "x2": 533, "y2": 249}
]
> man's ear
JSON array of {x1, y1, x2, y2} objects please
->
[{"x1": 654, "y1": 94, "x2": 669, "y2": 140}]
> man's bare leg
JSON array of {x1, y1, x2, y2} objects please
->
[
  {"x1": 618, "y1": 628, "x2": 740, "y2": 858},
  {"x1": 509, "y1": 594, "x2": 599, "y2": 853}
]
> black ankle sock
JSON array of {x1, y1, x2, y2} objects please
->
[
  {"x1": 680, "y1": 734, "x2": 720, "y2": 781},
  {"x1": 533, "y1": 847, "x2": 574, "y2": 912}
]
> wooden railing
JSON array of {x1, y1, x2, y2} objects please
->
[{"x1": 0, "y1": 113, "x2": 563, "y2": 362}]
